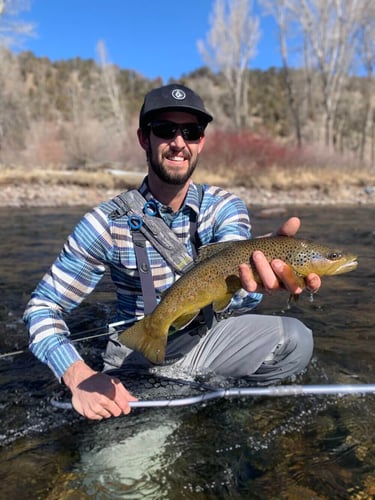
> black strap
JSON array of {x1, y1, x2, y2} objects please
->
[
  {"x1": 189, "y1": 183, "x2": 203, "y2": 259},
  {"x1": 131, "y1": 231, "x2": 158, "y2": 314},
  {"x1": 188, "y1": 184, "x2": 213, "y2": 327}
]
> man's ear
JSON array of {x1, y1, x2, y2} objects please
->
[
  {"x1": 198, "y1": 134, "x2": 206, "y2": 153},
  {"x1": 137, "y1": 128, "x2": 149, "y2": 151}
]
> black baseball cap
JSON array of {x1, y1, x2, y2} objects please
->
[{"x1": 139, "y1": 83, "x2": 213, "y2": 128}]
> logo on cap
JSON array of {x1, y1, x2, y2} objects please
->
[{"x1": 171, "y1": 89, "x2": 186, "y2": 100}]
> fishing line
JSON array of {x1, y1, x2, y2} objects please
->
[
  {"x1": 69, "y1": 320, "x2": 128, "y2": 340},
  {"x1": 50, "y1": 384, "x2": 375, "y2": 411},
  {"x1": 0, "y1": 319, "x2": 131, "y2": 359}
]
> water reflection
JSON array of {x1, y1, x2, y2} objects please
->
[{"x1": 0, "y1": 205, "x2": 374, "y2": 499}]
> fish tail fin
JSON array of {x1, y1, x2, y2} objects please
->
[{"x1": 117, "y1": 319, "x2": 167, "y2": 364}]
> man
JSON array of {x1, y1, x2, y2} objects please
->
[{"x1": 24, "y1": 83, "x2": 320, "y2": 420}]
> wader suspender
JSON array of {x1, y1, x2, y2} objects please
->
[
  {"x1": 108, "y1": 186, "x2": 204, "y2": 316},
  {"x1": 131, "y1": 230, "x2": 159, "y2": 315}
]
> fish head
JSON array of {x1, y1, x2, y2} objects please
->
[
  {"x1": 311, "y1": 251, "x2": 358, "y2": 276},
  {"x1": 291, "y1": 242, "x2": 358, "y2": 277}
]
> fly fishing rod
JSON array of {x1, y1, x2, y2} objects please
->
[
  {"x1": 0, "y1": 319, "x2": 130, "y2": 359},
  {"x1": 51, "y1": 384, "x2": 375, "y2": 410}
]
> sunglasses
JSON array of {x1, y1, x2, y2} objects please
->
[{"x1": 148, "y1": 121, "x2": 205, "y2": 141}]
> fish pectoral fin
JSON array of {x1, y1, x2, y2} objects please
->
[
  {"x1": 280, "y1": 265, "x2": 305, "y2": 289},
  {"x1": 212, "y1": 276, "x2": 240, "y2": 312},
  {"x1": 171, "y1": 311, "x2": 200, "y2": 331},
  {"x1": 117, "y1": 319, "x2": 167, "y2": 364},
  {"x1": 225, "y1": 275, "x2": 242, "y2": 292}
]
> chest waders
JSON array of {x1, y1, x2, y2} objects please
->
[{"x1": 108, "y1": 188, "x2": 213, "y2": 328}]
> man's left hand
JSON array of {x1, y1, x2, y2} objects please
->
[{"x1": 239, "y1": 216, "x2": 321, "y2": 295}]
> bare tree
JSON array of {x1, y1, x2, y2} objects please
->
[
  {"x1": 96, "y1": 40, "x2": 127, "y2": 137},
  {"x1": 198, "y1": 0, "x2": 260, "y2": 129},
  {"x1": 0, "y1": 0, "x2": 35, "y2": 47},
  {"x1": 0, "y1": 1, "x2": 34, "y2": 155},
  {"x1": 0, "y1": 47, "x2": 29, "y2": 155},
  {"x1": 286, "y1": 0, "x2": 364, "y2": 149},
  {"x1": 356, "y1": 3, "x2": 375, "y2": 164},
  {"x1": 62, "y1": 71, "x2": 115, "y2": 168},
  {"x1": 63, "y1": 61, "x2": 130, "y2": 168},
  {"x1": 64, "y1": 72, "x2": 94, "y2": 167},
  {"x1": 261, "y1": 0, "x2": 304, "y2": 147}
]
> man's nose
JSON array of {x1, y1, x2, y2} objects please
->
[{"x1": 170, "y1": 129, "x2": 186, "y2": 146}]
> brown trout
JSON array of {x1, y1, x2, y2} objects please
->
[{"x1": 118, "y1": 236, "x2": 357, "y2": 364}]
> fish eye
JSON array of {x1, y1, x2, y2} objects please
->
[{"x1": 328, "y1": 252, "x2": 342, "y2": 260}]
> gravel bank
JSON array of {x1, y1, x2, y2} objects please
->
[{"x1": 0, "y1": 183, "x2": 374, "y2": 208}]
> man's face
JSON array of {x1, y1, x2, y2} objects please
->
[{"x1": 138, "y1": 111, "x2": 206, "y2": 186}]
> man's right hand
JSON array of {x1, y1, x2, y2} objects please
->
[{"x1": 62, "y1": 360, "x2": 138, "y2": 420}]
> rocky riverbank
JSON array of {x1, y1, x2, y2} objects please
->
[{"x1": 1, "y1": 182, "x2": 374, "y2": 208}]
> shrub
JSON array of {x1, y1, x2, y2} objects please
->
[{"x1": 202, "y1": 129, "x2": 302, "y2": 173}]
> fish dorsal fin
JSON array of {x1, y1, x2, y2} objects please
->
[{"x1": 196, "y1": 240, "x2": 234, "y2": 264}]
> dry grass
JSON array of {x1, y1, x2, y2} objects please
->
[
  {"x1": 194, "y1": 163, "x2": 375, "y2": 190},
  {"x1": 1, "y1": 162, "x2": 374, "y2": 193},
  {"x1": 0, "y1": 166, "x2": 145, "y2": 190}
]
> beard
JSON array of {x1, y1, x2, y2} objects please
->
[{"x1": 148, "y1": 148, "x2": 198, "y2": 185}]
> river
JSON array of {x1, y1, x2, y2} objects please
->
[{"x1": 0, "y1": 204, "x2": 374, "y2": 499}]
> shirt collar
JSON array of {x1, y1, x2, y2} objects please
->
[{"x1": 138, "y1": 177, "x2": 201, "y2": 216}]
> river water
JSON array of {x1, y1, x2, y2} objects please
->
[{"x1": 0, "y1": 204, "x2": 374, "y2": 499}]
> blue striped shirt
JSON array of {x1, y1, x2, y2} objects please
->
[{"x1": 23, "y1": 179, "x2": 261, "y2": 379}]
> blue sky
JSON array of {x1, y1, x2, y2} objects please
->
[{"x1": 18, "y1": 0, "x2": 281, "y2": 82}]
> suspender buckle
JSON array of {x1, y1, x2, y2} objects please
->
[
  {"x1": 128, "y1": 214, "x2": 143, "y2": 230},
  {"x1": 143, "y1": 200, "x2": 158, "y2": 216}
]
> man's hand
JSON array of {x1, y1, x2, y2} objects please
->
[
  {"x1": 63, "y1": 360, "x2": 138, "y2": 420},
  {"x1": 239, "y1": 216, "x2": 321, "y2": 295}
]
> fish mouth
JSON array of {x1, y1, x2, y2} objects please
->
[
  {"x1": 312, "y1": 255, "x2": 358, "y2": 275},
  {"x1": 331, "y1": 256, "x2": 358, "y2": 275}
]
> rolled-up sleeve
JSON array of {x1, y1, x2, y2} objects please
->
[{"x1": 24, "y1": 207, "x2": 114, "y2": 379}]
